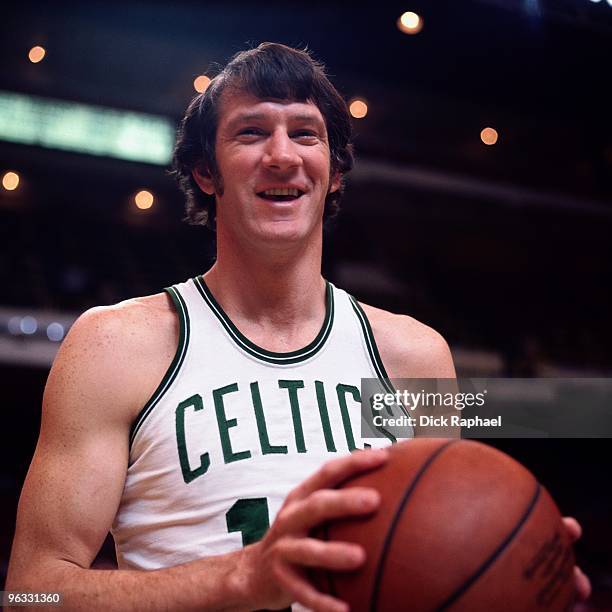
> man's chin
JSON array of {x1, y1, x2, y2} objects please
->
[{"x1": 254, "y1": 219, "x2": 319, "y2": 246}]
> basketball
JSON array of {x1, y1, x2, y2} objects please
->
[{"x1": 311, "y1": 439, "x2": 576, "y2": 611}]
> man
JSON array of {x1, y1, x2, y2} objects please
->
[{"x1": 7, "y1": 43, "x2": 589, "y2": 611}]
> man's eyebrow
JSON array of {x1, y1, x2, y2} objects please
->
[
  {"x1": 226, "y1": 112, "x2": 325, "y2": 128},
  {"x1": 290, "y1": 113, "x2": 325, "y2": 125},
  {"x1": 228, "y1": 112, "x2": 266, "y2": 125}
]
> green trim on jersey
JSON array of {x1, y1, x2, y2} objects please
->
[
  {"x1": 349, "y1": 296, "x2": 411, "y2": 423},
  {"x1": 193, "y1": 276, "x2": 335, "y2": 365},
  {"x1": 130, "y1": 285, "x2": 190, "y2": 446},
  {"x1": 348, "y1": 295, "x2": 402, "y2": 393}
]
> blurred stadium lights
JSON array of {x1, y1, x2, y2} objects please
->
[
  {"x1": 193, "y1": 75, "x2": 211, "y2": 93},
  {"x1": 0, "y1": 307, "x2": 77, "y2": 367},
  {"x1": 134, "y1": 189, "x2": 154, "y2": 210},
  {"x1": 397, "y1": 11, "x2": 424, "y2": 34},
  {"x1": 7, "y1": 317, "x2": 21, "y2": 335},
  {"x1": 480, "y1": 127, "x2": 499, "y2": 145},
  {"x1": 28, "y1": 46, "x2": 46, "y2": 63},
  {"x1": 19, "y1": 316, "x2": 38, "y2": 335},
  {"x1": 46, "y1": 322, "x2": 65, "y2": 342},
  {"x1": 2, "y1": 170, "x2": 20, "y2": 190},
  {"x1": 349, "y1": 99, "x2": 368, "y2": 119},
  {"x1": 0, "y1": 91, "x2": 174, "y2": 165}
]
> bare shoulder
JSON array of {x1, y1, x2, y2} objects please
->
[
  {"x1": 46, "y1": 292, "x2": 179, "y2": 425},
  {"x1": 359, "y1": 301, "x2": 456, "y2": 379}
]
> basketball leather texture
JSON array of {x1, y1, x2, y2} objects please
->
[{"x1": 311, "y1": 439, "x2": 576, "y2": 612}]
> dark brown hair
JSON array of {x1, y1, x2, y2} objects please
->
[{"x1": 171, "y1": 42, "x2": 354, "y2": 229}]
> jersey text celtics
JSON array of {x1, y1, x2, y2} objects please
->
[{"x1": 111, "y1": 277, "x2": 409, "y2": 571}]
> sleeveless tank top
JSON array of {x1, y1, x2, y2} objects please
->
[{"x1": 112, "y1": 276, "x2": 410, "y2": 570}]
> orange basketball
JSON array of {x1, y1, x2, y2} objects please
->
[{"x1": 311, "y1": 439, "x2": 576, "y2": 611}]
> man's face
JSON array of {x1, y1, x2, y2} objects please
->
[{"x1": 197, "y1": 90, "x2": 340, "y2": 249}]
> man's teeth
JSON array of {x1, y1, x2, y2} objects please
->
[{"x1": 262, "y1": 188, "x2": 300, "y2": 197}]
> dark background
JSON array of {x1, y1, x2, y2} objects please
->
[{"x1": 1, "y1": 0, "x2": 611, "y2": 607}]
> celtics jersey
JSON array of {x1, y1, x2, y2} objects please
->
[{"x1": 111, "y1": 276, "x2": 408, "y2": 571}]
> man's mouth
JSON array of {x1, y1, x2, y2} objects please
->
[{"x1": 257, "y1": 188, "x2": 305, "y2": 202}]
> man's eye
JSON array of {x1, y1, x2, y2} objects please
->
[
  {"x1": 293, "y1": 131, "x2": 318, "y2": 140},
  {"x1": 238, "y1": 128, "x2": 264, "y2": 136}
]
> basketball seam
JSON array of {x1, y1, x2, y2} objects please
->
[
  {"x1": 435, "y1": 481, "x2": 542, "y2": 612},
  {"x1": 369, "y1": 440, "x2": 460, "y2": 612}
]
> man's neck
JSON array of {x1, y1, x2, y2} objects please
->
[{"x1": 202, "y1": 232, "x2": 326, "y2": 348}]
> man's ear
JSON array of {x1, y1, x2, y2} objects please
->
[
  {"x1": 192, "y1": 164, "x2": 216, "y2": 195},
  {"x1": 329, "y1": 171, "x2": 342, "y2": 194}
]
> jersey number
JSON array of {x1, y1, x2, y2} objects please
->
[
  {"x1": 226, "y1": 497, "x2": 270, "y2": 546},
  {"x1": 226, "y1": 498, "x2": 292, "y2": 612}
]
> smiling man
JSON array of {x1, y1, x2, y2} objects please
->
[{"x1": 7, "y1": 43, "x2": 589, "y2": 611}]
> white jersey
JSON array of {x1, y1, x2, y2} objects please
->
[{"x1": 112, "y1": 276, "x2": 409, "y2": 571}]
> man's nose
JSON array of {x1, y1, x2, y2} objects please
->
[{"x1": 262, "y1": 130, "x2": 302, "y2": 171}]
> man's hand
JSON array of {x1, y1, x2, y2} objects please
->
[
  {"x1": 240, "y1": 448, "x2": 389, "y2": 612},
  {"x1": 236, "y1": 459, "x2": 590, "y2": 612},
  {"x1": 562, "y1": 517, "x2": 592, "y2": 602}
]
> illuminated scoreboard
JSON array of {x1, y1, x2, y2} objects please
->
[{"x1": 0, "y1": 91, "x2": 175, "y2": 166}]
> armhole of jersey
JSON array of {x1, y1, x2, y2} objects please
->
[
  {"x1": 129, "y1": 286, "x2": 190, "y2": 447},
  {"x1": 348, "y1": 295, "x2": 396, "y2": 395}
]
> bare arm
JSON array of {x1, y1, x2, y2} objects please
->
[
  {"x1": 7, "y1": 305, "x2": 386, "y2": 612},
  {"x1": 361, "y1": 305, "x2": 456, "y2": 379},
  {"x1": 6, "y1": 306, "x2": 251, "y2": 610},
  {"x1": 361, "y1": 304, "x2": 458, "y2": 436}
]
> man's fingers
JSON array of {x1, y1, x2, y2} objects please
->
[
  {"x1": 277, "y1": 487, "x2": 380, "y2": 534},
  {"x1": 574, "y1": 566, "x2": 592, "y2": 601},
  {"x1": 286, "y1": 448, "x2": 388, "y2": 503},
  {"x1": 276, "y1": 537, "x2": 365, "y2": 570},
  {"x1": 562, "y1": 516, "x2": 582, "y2": 542},
  {"x1": 273, "y1": 561, "x2": 349, "y2": 612},
  {"x1": 257, "y1": 451, "x2": 386, "y2": 610},
  {"x1": 561, "y1": 517, "x2": 590, "y2": 602}
]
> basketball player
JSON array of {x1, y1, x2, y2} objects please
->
[{"x1": 7, "y1": 43, "x2": 589, "y2": 611}]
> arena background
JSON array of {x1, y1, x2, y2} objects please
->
[{"x1": 1, "y1": 0, "x2": 611, "y2": 607}]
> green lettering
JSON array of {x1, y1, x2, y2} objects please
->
[
  {"x1": 278, "y1": 380, "x2": 306, "y2": 453},
  {"x1": 175, "y1": 394, "x2": 210, "y2": 484},
  {"x1": 250, "y1": 382, "x2": 288, "y2": 455},
  {"x1": 336, "y1": 383, "x2": 360, "y2": 451},
  {"x1": 315, "y1": 381, "x2": 337, "y2": 452},
  {"x1": 213, "y1": 383, "x2": 251, "y2": 463}
]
